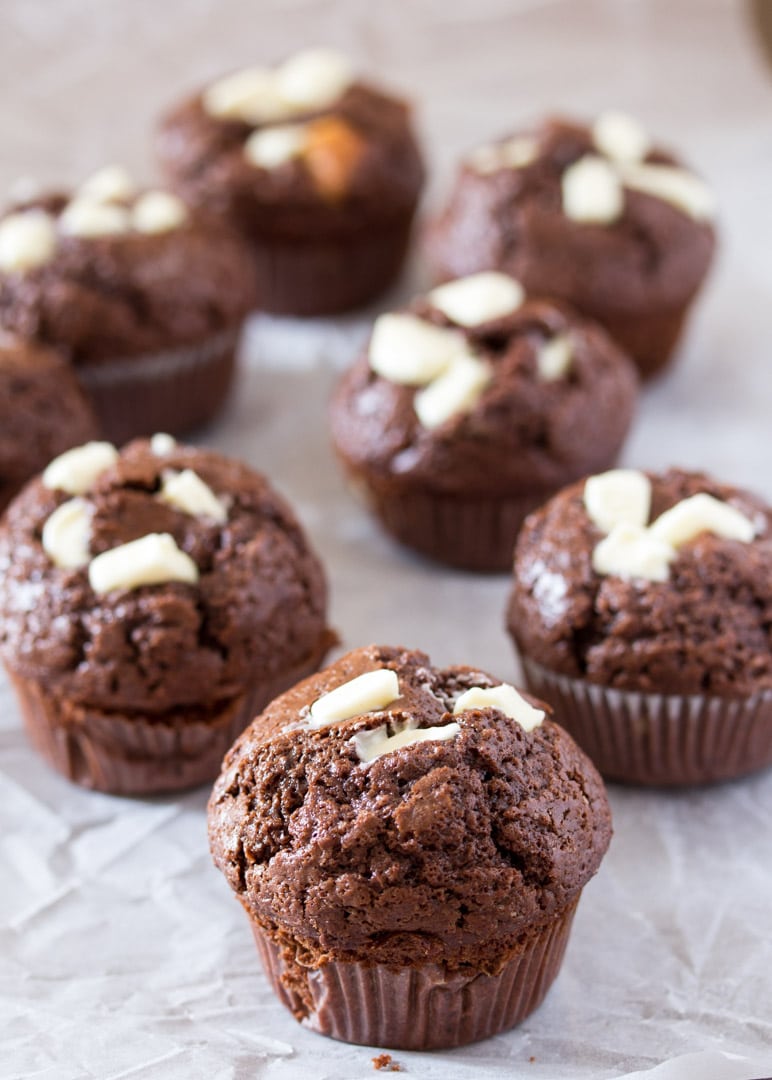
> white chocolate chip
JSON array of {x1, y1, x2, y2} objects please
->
[
  {"x1": 150, "y1": 433, "x2": 176, "y2": 456},
  {"x1": 42, "y1": 441, "x2": 119, "y2": 495},
  {"x1": 275, "y1": 48, "x2": 353, "y2": 111},
  {"x1": 41, "y1": 498, "x2": 92, "y2": 569},
  {"x1": 0, "y1": 211, "x2": 57, "y2": 272},
  {"x1": 352, "y1": 719, "x2": 461, "y2": 764},
  {"x1": 244, "y1": 123, "x2": 309, "y2": 169},
  {"x1": 562, "y1": 155, "x2": 624, "y2": 224},
  {"x1": 308, "y1": 668, "x2": 400, "y2": 730},
  {"x1": 453, "y1": 683, "x2": 544, "y2": 732},
  {"x1": 132, "y1": 191, "x2": 188, "y2": 234},
  {"x1": 618, "y1": 162, "x2": 715, "y2": 222},
  {"x1": 413, "y1": 353, "x2": 490, "y2": 430},
  {"x1": 79, "y1": 165, "x2": 136, "y2": 203},
  {"x1": 202, "y1": 66, "x2": 292, "y2": 124},
  {"x1": 88, "y1": 532, "x2": 199, "y2": 594},
  {"x1": 592, "y1": 111, "x2": 651, "y2": 164},
  {"x1": 369, "y1": 313, "x2": 467, "y2": 386},
  {"x1": 537, "y1": 333, "x2": 573, "y2": 381},
  {"x1": 649, "y1": 493, "x2": 755, "y2": 548},
  {"x1": 592, "y1": 522, "x2": 675, "y2": 583},
  {"x1": 584, "y1": 469, "x2": 652, "y2": 533},
  {"x1": 158, "y1": 469, "x2": 227, "y2": 523},
  {"x1": 467, "y1": 135, "x2": 538, "y2": 175},
  {"x1": 428, "y1": 272, "x2": 524, "y2": 327},
  {"x1": 59, "y1": 198, "x2": 131, "y2": 238}
]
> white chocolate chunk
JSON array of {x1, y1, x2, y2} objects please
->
[
  {"x1": 467, "y1": 135, "x2": 538, "y2": 175},
  {"x1": 42, "y1": 441, "x2": 118, "y2": 495},
  {"x1": 562, "y1": 155, "x2": 624, "y2": 224},
  {"x1": 158, "y1": 469, "x2": 227, "y2": 523},
  {"x1": 453, "y1": 683, "x2": 544, "y2": 732},
  {"x1": 79, "y1": 165, "x2": 136, "y2": 203},
  {"x1": 275, "y1": 48, "x2": 353, "y2": 111},
  {"x1": 150, "y1": 432, "x2": 176, "y2": 456},
  {"x1": 41, "y1": 498, "x2": 92, "y2": 569},
  {"x1": 244, "y1": 123, "x2": 308, "y2": 169},
  {"x1": 537, "y1": 333, "x2": 573, "y2": 381},
  {"x1": 308, "y1": 669, "x2": 400, "y2": 730},
  {"x1": 132, "y1": 191, "x2": 188, "y2": 234},
  {"x1": 59, "y1": 198, "x2": 131, "y2": 238},
  {"x1": 592, "y1": 111, "x2": 651, "y2": 164},
  {"x1": 428, "y1": 272, "x2": 524, "y2": 327},
  {"x1": 592, "y1": 522, "x2": 675, "y2": 582},
  {"x1": 369, "y1": 313, "x2": 466, "y2": 386},
  {"x1": 202, "y1": 66, "x2": 291, "y2": 124},
  {"x1": 413, "y1": 354, "x2": 490, "y2": 430},
  {"x1": 649, "y1": 493, "x2": 755, "y2": 548},
  {"x1": 618, "y1": 162, "x2": 715, "y2": 222},
  {"x1": 353, "y1": 719, "x2": 461, "y2": 764},
  {"x1": 0, "y1": 211, "x2": 57, "y2": 272},
  {"x1": 88, "y1": 532, "x2": 199, "y2": 594},
  {"x1": 584, "y1": 469, "x2": 652, "y2": 533}
]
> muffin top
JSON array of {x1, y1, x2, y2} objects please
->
[
  {"x1": 0, "y1": 437, "x2": 331, "y2": 714},
  {"x1": 208, "y1": 644, "x2": 612, "y2": 968},
  {"x1": 509, "y1": 468, "x2": 772, "y2": 696},
  {"x1": 428, "y1": 112, "x2": 716, "y2": 311},
  {"x1": 0, "y1": 166, "x2": 256, "y2": 365},
  {"x1": 330, "y1": 272, "x2": 638, "y2": 497},
  {"x1": 156, "y1": 48, "x2": 425, "y2": 234},
  {"x1": 0, "y1": 333, "x2": 99, "y2": 507}
]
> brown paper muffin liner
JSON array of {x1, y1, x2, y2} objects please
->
[
  {"x1": 348, "y1": 479, "x2": 552, "y2": 572},
  {"x1": 77, "y1": 326, "x2": 241, "y2": 445},
  {"x1": 248, "y1": 899, "x2": 579, "y2": 1050},
  {"x1": 249, "y1": 218, "x2": 415, "y2": 316},
  {"x1": 594, "y1": 304, "x2": 690, "y2": 380},
  {"x1": 521, "y1": 657, "x2": 772, "y2": 786},
  {"x1": 6, "y1": 636, "x2": 332, "y2": 795}
]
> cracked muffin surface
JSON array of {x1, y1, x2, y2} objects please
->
[
  {"x1": 208, "y1": 644, "x2": 612, "y2": 968},
  {"x1": 0, "y1": 438, "x2": 332, "y2": 715}
]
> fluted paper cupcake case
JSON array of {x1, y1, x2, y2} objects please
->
[
  {"x1": 346, "y1": 478, "x2": 553, "y2": 573},
  {"x1": 521, "y1": 657, "x2": 772, "y2": 786},
  {"x1": 77, "y1": 326, "x2": 240, "y2": 445},
  {"x1": 248, "y1": 899, "x2": 579, "y2": 1050},
  {"x1": 6, "y1": 638, "x2": 330, "y2": 795}
]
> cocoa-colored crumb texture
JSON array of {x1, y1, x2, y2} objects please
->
[
  {"x1": 208, "y1": 645, "x2": 612, "y2": 969},
  {"x1": 428, "y1": 116, "x2": 715, "y2": 315},
  {"x1": 330, "y1": 297, "x2": 638, "y2": 498},
  {"x1": 0, "y1": 439, "x2": 331, "y2": 714},
  {"x1": 156, "y1": 82, "x2": 425, "y2": 236},
  {"x1": 0, "y1": 194, "x2": 257, "y2": 366},
  {"x1": 508, "y1": 469, "x2": 772, "y2": 696},
  {"x1": 0, "y1": 336, "x2": 99, "y2": 508}
]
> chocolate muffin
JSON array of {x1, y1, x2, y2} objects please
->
[
  {"x1": 0, "y1": 436, "x2": 334, "y2": 794},
  {"x1": 208, "y1": 644, "x2": 612, "y2": 1049},
  {"x1": 0, "y1": 332, "x2": 99, "y2": 514},
  {"x1": 0, "y1": 166, "x2": 256, "y2": 443},
  {"x1": 156, "y1": 48, "x2": 424, "y2": 315},
  {"x1": 330, "y1": 271, "x2": 638, "y2": 571},
  {"x1": 508, "y1": 467, "x2": 772, "y2": 784},
  {"x1": 428, "y1": 112, "x2": 716, "y2": 377}
]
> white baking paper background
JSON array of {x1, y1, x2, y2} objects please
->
[{"x1": 1, "y1": 1, "x2": 772, "y2": 1077}]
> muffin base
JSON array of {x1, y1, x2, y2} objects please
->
[
  {"x1": 249, "y1": 218, "x2": 414, "y2": 316},
  {"x1": 521, "y1": 658, "x2": 772, "y2": 786},
  {"x1": 6, "y1": 636, "x2": 332, "y2": 795},
  {"x1": 347, "y1": 479, "x2": 553, "y2": 572},
  {"x1": 592, "y1": 303, "x2": 689, "y2": 380},
  {"x1": 248, "y1": 901, "x2": 578, "y2": 1050},
  {"x1": 76, "y1": 327, "x2": 240, "y2": 445}
]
